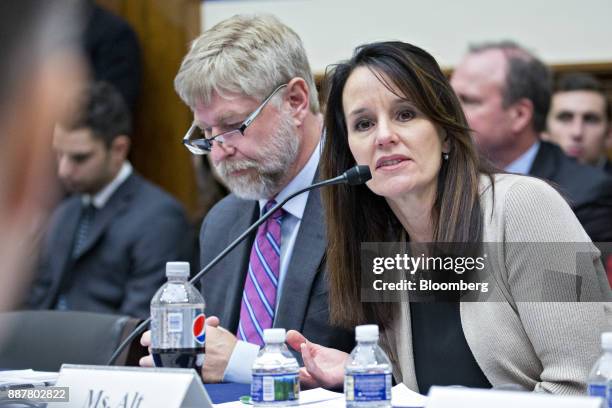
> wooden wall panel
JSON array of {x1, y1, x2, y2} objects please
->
[{"x1": 96, "y1": 0, "x2": 201, "y2": 219}]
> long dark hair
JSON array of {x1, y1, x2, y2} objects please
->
[{"x1": 321, "y1": 41, "x2": 495, "y2": 329}]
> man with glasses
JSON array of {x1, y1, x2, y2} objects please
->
[{"x1": 140, "y1": 14, "x2": 353, "y2": 383}]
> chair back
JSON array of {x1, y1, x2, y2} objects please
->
[{"x1": 0, "y1": 310, "x2": 143, "y2": 371}]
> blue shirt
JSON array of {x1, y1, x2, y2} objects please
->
[{"x1": 504, "y1": 142, "x2": 540, "y2": 174}]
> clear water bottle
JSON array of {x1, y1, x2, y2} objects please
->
[
  {"x1": 150, "y1": 261, "x2": 206, "y2": 370},
  {"x1": 345, "y1": 325, "x2": 392, "y2": 408},
  {"x1": 251, "y1": 328, "x2": 300, "y2": 406},
  {"x1": 588, "y1": 332, "x2": 612, "y2": 406}
]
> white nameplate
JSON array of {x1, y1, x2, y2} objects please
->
[
  {"x1": 426, "y1": 386, "x2": 603, "y2": 408},
  {"x1": 47, "y1": 364, "x2": 213, "y2": 408}
]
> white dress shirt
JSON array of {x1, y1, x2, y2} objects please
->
[{"x1": 82, "y1": 162, "x2": 133, "y2": 209}]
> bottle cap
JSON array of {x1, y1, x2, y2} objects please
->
[
  {"x1": 263, "y1": 328, "x2": 286, "y2": 343},
  {"x1": 602, "y1": 332, "x2": 612, "y2": 350},
  {"x1": 355, "y1": 324, "x2": 379, "y2": 342},
  {"x1": 166, "y1": 261, "x2": 190, "y2": 279}
]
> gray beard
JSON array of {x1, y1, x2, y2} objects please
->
[{"x1": 213, "y1": 113, "x2": 299, "y2": 200}]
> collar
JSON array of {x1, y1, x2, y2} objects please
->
[
  {"x1": 258, "y1": 141, "x2": 321, "y2": 220},
  {"x1": 504, "y1": 141, "x2": 540, "y2": 174},
  {"x1": 82, "y1": 162, "x2": 133, "y2": 209}
]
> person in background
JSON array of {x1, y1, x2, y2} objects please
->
[
  {"x1": 286, "y1": 41, "x2": 611, "y2": 395},
  {"x1": 450, "y1": 41, "x2": 612, "y2": 243},
  {"x1": 28, "y1": 81, "x2": 192, "y2": 319},
  {"x1": 544, "y1": 73, "x2": 612, "y2": 173},
  {"x1": 0, "y1": 0, "x2": 85, "y2": 317},
  {"x1": 83, "y1": 0, "x2": 141, "y2": 112},
  {"x1": 139, "y1": 14, "x2": 354, "y2": 383}
]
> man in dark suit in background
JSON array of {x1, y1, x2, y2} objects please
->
[
  {"x1": 140, "y1": 14, "x2": 353, "y2": 383},
  {"x1": 451, "y1": 41, "x2": 612, "y2": 242},
  {"x1": 84, "y1": 1, "x2": 141, "y2": 112},
  {"x1": 28, "y1": 82, "x2": 192, "y2": 319}
]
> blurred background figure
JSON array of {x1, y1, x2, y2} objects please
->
[
  {"x1": 0, "y1": 0, "x2": 86, "y2": 315},
  {"x1": 27, "y1": 81, "x2": 193, "y2": 319},
  {"x1": 451, "y1": 41, "x2": 612, "y2": 244},
  {"x1": 544, "y1": 73, "x2": 612, "y2": 173},
  {"x1": 83, "y1": 0, "x2": 142, "y2": 113}
]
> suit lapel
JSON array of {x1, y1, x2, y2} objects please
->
[
  {"x1": 274, "y1": 188, "x2": 326, "y2": 331},
  {"x1": 44, "y1": 198, "x2": 82, "y2": 308},
  {"x1": 72, "y1": 174, "x2": 136, "y2": 260},
  {"x1": 221, "y1": 202, "x2": 258, "y2": 332}
]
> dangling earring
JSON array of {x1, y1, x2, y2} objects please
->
[{"x1": 443, "y1": 152, "x2": 449, "y2": 161}]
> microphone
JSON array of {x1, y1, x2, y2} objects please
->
[
  {"x1": 344, "y1": 165, "x2": 371, "y2": 186},
  {"x1": 107, "y1": 164, "x2": 371, "y2": 365}
]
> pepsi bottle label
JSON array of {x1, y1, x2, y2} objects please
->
[
  {"x1": 345, "y1": 373, "x2": 391, "y2": 402},
  {"x1": 151, "y1": 306, "x2": 206, "y2": 349},
  {"x1": 151, "y1": 306, "x2": 205, "y2": 370},
  {"x1": 251, "y1": 373, "x2": 299, "y2": 403}
]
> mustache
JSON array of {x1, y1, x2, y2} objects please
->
[{"x1": 215, "y1": 158, "x2": 259, "y2": 176}]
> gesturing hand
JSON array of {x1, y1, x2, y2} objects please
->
[{"x1": 286, "y1": 330, "x2": 347, "y2": 389}]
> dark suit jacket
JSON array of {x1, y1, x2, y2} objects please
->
[
  {"x1": 29, "y1": 173, "x2": 193, "y2": 318},
  {"x1": 84, "y1": 3, "x2": 141, "y2": 110},
  {"x1": 529, "y1": 141, "x2": 612, "y2": 242},
  {"x1": 603, "y1": 159, "x2": 612, "y2": 175},
  {"x1": 199, "y1": 188, "x2": 354, "y2": 356}
]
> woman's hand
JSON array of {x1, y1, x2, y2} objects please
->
[{"x1": 286, "y1": 330, "x2": 348, "y2": 389}]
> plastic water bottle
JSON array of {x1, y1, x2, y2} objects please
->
[
  {"x1": 345, "y1": 325, "x2": 392, "y2": 408},
  {"x1": 251, "y1": 328, "x2": 300, "y2": 406},
  {"x1": 150, "y1": 261, "x2": 206, "y2": 370},
  {"x1": 588, "y1": 332, "x2": 612, "y2": 406}
]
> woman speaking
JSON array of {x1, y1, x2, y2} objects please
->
[{"x1": 287, "y1": 41, "x2": 611, "y2": 395}]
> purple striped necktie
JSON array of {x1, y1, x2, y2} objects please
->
[{"x1": 238, "y1": 200, "x2": 285, "y2": 346}]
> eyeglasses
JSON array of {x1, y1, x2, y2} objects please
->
[{"x1": 183, "y1": 84, "x2": 288, "y2": 155}]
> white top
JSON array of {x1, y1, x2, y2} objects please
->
[
  {"x1": 263, "y1": 328, "x2": 287, "y2": 344},
  {"x1": 356, "y1": 324, "x2": 379, "y2": 342},
  {"x1": 166, "y1": 261, "x2": 190, "y2": 279}
]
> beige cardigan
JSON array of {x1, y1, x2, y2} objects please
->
[{"x1": 381, "y1": 173, "x2": 612, "y2": 395}]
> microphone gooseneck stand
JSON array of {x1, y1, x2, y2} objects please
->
[{"x1": 106, "y1": 165, "x2": 371, "y2": 365}]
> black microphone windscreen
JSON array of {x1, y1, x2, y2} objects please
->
[{"x1": 345, "y1": 165, "x2": 372, "y2": 185}]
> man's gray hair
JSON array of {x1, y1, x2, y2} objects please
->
[
  {"x1": 175, "y1": 14, "x2": 319, "y2": 113},
  {"x1": 469, "y1": 40, "x2": 551, "y2": 132}
]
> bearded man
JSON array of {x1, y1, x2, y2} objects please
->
[{"x1": 139, "y1": 14, "x2": 353, "y2": 383}]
